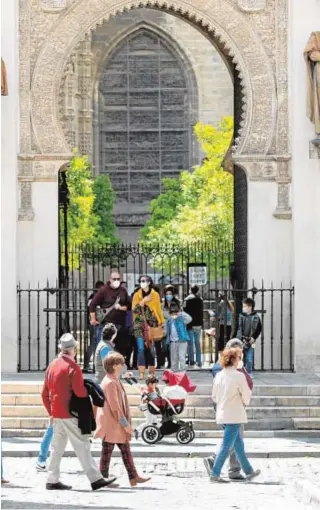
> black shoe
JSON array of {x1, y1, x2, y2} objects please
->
[
  {"x1": 229, "y1": 474, "x2": 246, "y2": 481},
  {"x1": 91, "y1": 477, "x2": 117, "y2": 491},
  {"x1": 46, "y1": 482, "x2": 72, "y2": 491},
  {"x1": 82, "y1": 367, "x2": 90, "y2": 374}
]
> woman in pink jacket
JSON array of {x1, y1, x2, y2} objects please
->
[{"x1": 95, "y1": 352, "x2": 151, "y2": 487}]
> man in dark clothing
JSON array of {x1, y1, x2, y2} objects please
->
[
  {"x1": 89, "y1": 269, "x2": 130, "y2": 361},
  {"x1": 183, "y1": 285, "x2": 203, "y2": 367},
  {"x1": 236, "y1": 298, "x2": 262, "y2": 374},
  {"x1": 84, "y1": 280, "x2": 104, "y2": 371}
]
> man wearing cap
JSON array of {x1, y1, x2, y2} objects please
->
[{"x1": 41, "y1": 333, "x2": 117, "y2": 491}]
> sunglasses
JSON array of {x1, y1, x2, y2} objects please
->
[
  {"x1": 111, "y1": 277, "x2": 121, "y2": 281},
  {"x1": 140, "y1": 279, "x2": 149, "y2": 283}
]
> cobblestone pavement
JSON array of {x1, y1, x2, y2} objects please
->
[{"x1": 1, "y1": 457, "x2": 319, "y2": 509}]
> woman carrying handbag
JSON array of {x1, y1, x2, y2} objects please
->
[{"x1": 132, "y1": 275, "x2": 165, "y2": 380}]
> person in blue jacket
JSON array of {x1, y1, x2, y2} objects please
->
[{"x1": 164, "y1": 303, "x2": 192, "y2": 372}]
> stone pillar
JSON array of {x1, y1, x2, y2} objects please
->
[
  {"x1": 291, "y1": 0, "x2": 320, "y2": 373},
  {"x1": 1, "y1": 0, "x2": 19, "y2": 373},
  {"x1": 17, "y1": 156, "x2": 70, "y2": 287}
]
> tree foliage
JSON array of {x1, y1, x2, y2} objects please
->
[
  {"x1": 60, "y1": 152, "x2": 118, "y2": 267},
  {"x1": 140, "y1": 117, "x2": 234, "y2": 246},
  {"x1": 92, "y1": 174, "x2": 118, "y2": 245}
]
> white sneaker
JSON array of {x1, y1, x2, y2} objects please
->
[{"x1": 36, "y1": 461, "x2": 47, "y2": 472}]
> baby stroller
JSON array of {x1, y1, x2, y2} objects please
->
[{"x1": 137, "y1": 370, "x2": 197, "y2": 445}]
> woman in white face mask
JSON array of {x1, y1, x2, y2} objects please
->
[{"x1": 132, "y1": 276, "x2": 165, "y2": 379}]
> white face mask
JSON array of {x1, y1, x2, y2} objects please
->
[
  {"x1": 140, "y1": 281, "x2": 149, "y2": 290},
  {"x1": 111, "y1": 280, "x2": 120, "y2": 289},
  {"x1": 237, "y1": 359, "x2": 244, "y2": 369},
  {"x1": 242, "y1": 306, "x2": 249, "y2": 314}
]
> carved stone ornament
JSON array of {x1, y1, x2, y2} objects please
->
[
  {"x1": 28, "y1": 0, "x2": 278, "y2": 157},
  {"x1": 18, "y1": 182, "x2": 34, "y2": 221},
  {"x1": 238, "y1": 0, "x2": 266, "y2": 12},
  {"x1": 115, "y1": 213, "x2": 150, "y2": 227},
  {"x1": 309, "y1": 138, "x2": 320, "y2": 159},
  {"x1": 40, "y1": 0, "x2": 67, "y2": 11}
]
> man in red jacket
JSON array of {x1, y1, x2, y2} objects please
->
[{"x1": 42, "y1": 333, "x2": 116, "y2": 491}]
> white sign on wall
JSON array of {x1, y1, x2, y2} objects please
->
[{"x1": 188, "y1": 264, "x2": 207, "y2": 286}]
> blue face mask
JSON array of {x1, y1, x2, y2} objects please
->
[{"x1": 166, "y1": 295, "x2": 173, "y2": 302}]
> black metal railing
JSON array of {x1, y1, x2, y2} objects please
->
[{"x1": 17, "y1": 282, "x2": 294, "y2": 373}]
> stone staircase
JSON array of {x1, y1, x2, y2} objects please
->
[{"x1": 2, "y1": 381, "x2": 320, "y2": 438}]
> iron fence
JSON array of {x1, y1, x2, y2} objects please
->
[{"x1": 17, "y1": 282, "x2": 294, "y2": 373}]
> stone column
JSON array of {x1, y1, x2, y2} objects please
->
[{"x1": 1, "y1": 0, "x2": 19, "y2": 373}]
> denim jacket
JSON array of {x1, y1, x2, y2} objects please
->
[{"x1": 164, "y1": 312, "x2": 192, "y2": 346}]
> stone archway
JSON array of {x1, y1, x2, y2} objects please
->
[
  {"x1": 28, "y1": 0, "x2": 277, "y2": 156},
  {"x1": 18, "y1": 0, "x2": 291, "y2": 288}
]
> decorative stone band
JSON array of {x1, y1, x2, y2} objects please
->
[
  {"x1": 17, "y1": 154, "x2": 71, "y2": 222},
  {"x1": 238, "y1": 0, "x2": 266, "y2": 12},
  {"x1": 232, "y1": 155, "x2": 292, "y2": 220}
]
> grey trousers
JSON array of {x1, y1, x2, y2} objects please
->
[
  {"x1": 170, "y1": 342, "x2": 187, "y2": 372},
  {"x1": 212, "y1": 424, "x2": 244, "y2": 477},
  {"x1": 47, "y1": 417, "x2": 102, "y2": 485}
]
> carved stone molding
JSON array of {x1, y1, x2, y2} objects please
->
[
  {"x1": 238, "y1": 0, "x2": 266, "y2": 13},
  {"x1": 17, "y1": 155, "x2": 71, "y2": 220},
  {"x1": 18, "y1": 182, "x2": 34, "y2": 221},
  {"x1": 234, "y1": 155, "x2": 292, "y2": 219},
  {"x1": 40, "y1": 0, "x2": 67, "y2": 12},
  {"x1": 115, "y1": 213, "x2": 149, "y2": 227},
  {"x1": 28, "y1": 0, "x2": 277, "y2": 156},
  {"x1": 309, "y1": 138, "x2": 320, "y2": 159}
]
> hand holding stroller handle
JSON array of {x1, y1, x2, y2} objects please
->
[{"x1": 123, "y1": 376, "x2": 138, "y2": 385}]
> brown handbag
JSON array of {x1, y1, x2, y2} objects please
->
[{"x1": 142, "y1": 308, "x2": 164, "y2": 344}]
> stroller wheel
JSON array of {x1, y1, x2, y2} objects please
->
[
  {"x1": 141, "y1": 425, "x2": 160, "y2": 445},
  {"x1": 176, "y1": 427, "x2": 194, "y2": 445}
]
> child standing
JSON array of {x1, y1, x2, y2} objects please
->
[
  {"x1": 165, "y1": 303, "x2": 192, "y2": 372},
  {"x1": 236, "y1": 298, "x2": 262, "y2": 374}
]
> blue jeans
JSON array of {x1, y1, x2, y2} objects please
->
[
  {"x1": 188, "y1": 328, "x2": 202, "y2": 367},
  {"x1": 136, "y1": 336, "x2": 155, "y2": 367},
  {"x1": 86, "y1": 325, "x2": 102, "y2": 364},
  {"x1": 212, "y1": 424, "x2": 253, "y2": 477},
  {"x1": 38, "y1": 424, "x2": 53, "y2": 463},
  {"x1": 244, "y1": 346, "x2": 254, "y2": 374}
]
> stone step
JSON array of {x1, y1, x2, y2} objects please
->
[
  {"x1": 2, "y1": 393, "x2": 320, "y2": 408},
  {"x1": 2, "y1": 404, "x2": 320, "y2": 420},
  {"x1": 3, "y1": 393, "x2": 320, "y2": 409},
  {"x1": 2, "y1": 428, "x2": 320, "y2": 439},
  {"x1": 2, "y1": 382, "x2": 320, "y2": 397},
  {"x1": 2, "y1": 416, "x2": 320, "y2": 431}
]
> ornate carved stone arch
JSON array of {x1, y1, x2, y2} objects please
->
[{"x1": 30, "y1": 0, "x2": 277, "y2": 157}]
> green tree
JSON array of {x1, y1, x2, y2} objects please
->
[
  {"x1": 63, "y1": 152, "x2": 97, "y2": 249},
  {"x1": 141, "y1": 117, "x2": 234, "y2": 246},
  {"x1": 92, "y1": 175, "x2": 119, "y2": 245},
  {"x1": 60, "y1": 151, "x2": 118, "y2": 268}
]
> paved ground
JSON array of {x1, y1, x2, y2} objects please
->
[
  {"x1": 1, "y1": 457, "x2": 320, "y2": 509},
  {"x1": 3, "y1": 436, "x2": 320, "y2": 458}
]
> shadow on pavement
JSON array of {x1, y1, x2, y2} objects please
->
[{"x1": 1, "y1": 502, "x2": 130, "y2": 510}]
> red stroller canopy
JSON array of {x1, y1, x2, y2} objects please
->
[{"x1": 162, "y1": 370, "x2": 197, "y2": 393}]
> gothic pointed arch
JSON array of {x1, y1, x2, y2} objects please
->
[{"x1": 90, "y1": 23, "x2": 199, "y2": 210}]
